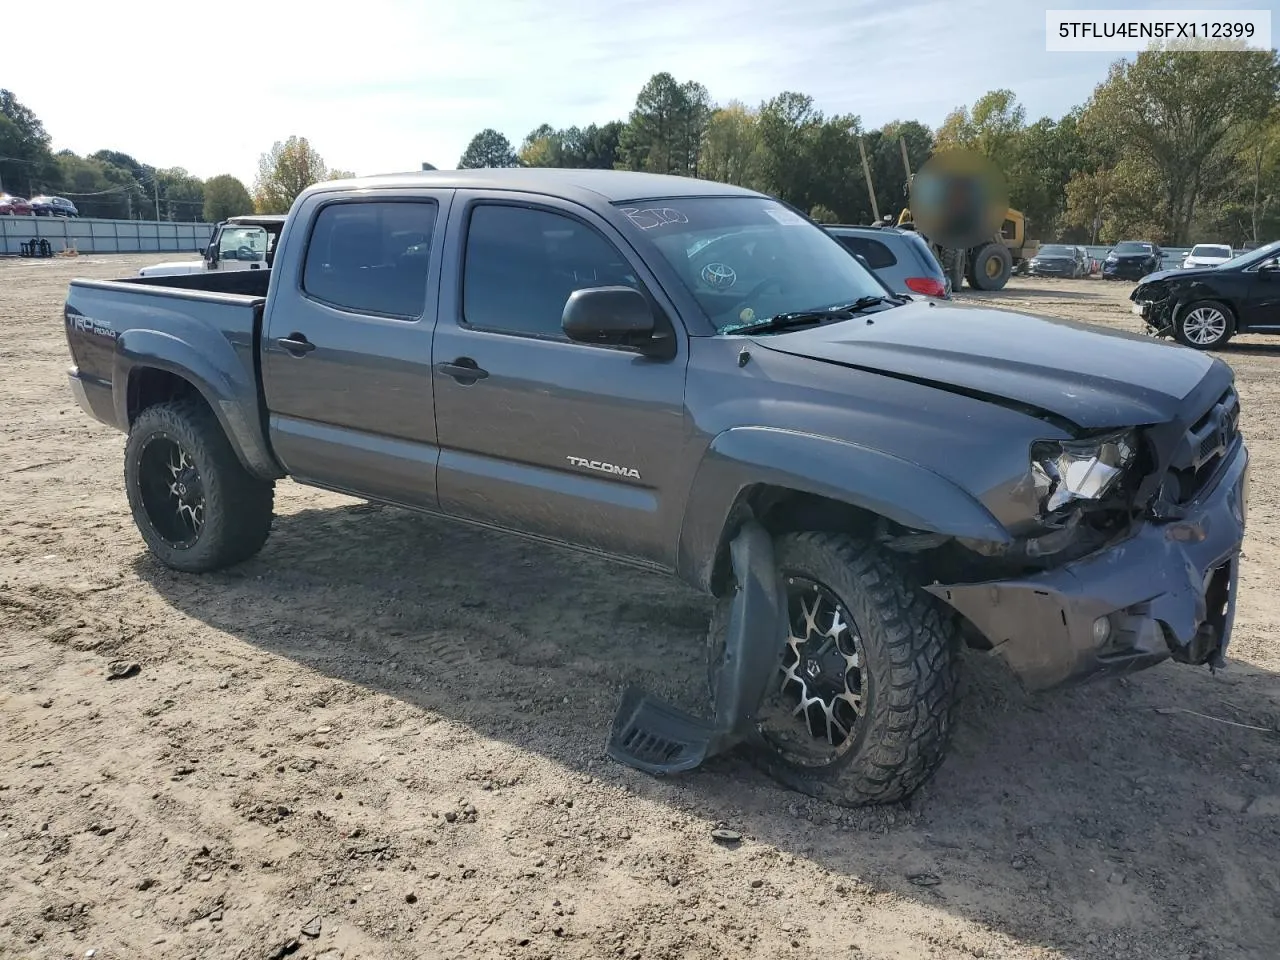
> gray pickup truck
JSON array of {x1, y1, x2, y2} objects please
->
[{"x1": 63, "y1": 169, "x2": 1249, "y2": 807}]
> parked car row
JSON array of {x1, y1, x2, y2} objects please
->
[{"x1": 0, "y1": 193, "x2": 80, "y2": 217}]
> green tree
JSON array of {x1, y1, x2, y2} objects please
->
[
  {"x1": 254, "y1": 136, "x2": 329, "y2": 213},
  {"x1": 52, "y1": 152, "x2": 141, "y2": 219},
  {"x1": 937, "y1": 90, "x2": 1026, "y2": 169},
  {"x1": 457, "y1": 129, "x2": 519, "y2": 169},
  {"x1": 202, "y1": 174, "x2": 253, "y2": 222},
  {"x1": 809, "y1": 204, "x2": 838, "y2": 223},
  {"x1": 154, "y1": 167, "x2": 204, "y2": 221},
  {"x1": 328, "y1": 169, "x2": 357, "y2": 180},
  {"x1": 1081, "y1": 43, "x2": 1280, "y2": 243},
  {"x1": 1007, "y1": 112, "x2": 1088, "y2": 239},
  {"x1": 518, "y1": 128, "x2": 561, "y2": 168},
  {"x1": 866, "y1": 120, "x2": 934, "y2": 221},
  {"x1": 618, "y1": 73, "x2": 708, "y2": 175},
  {"x1": 0, "y1": 89, "x2": 57, "y2": 196},
  {"x1": 700, "y1": 101, "x2": 763, "y2": 187},
  {"x1": 756, "y1": 91, "x2": 824, "y2": 209}
]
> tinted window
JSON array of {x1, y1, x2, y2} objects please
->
[
  {"x1": 1038, "y1": 245, "x2": 1073, "y2": 257},
  {"x1": 1114, "y1": 242, "x2": 1152, "y2": 254},
  {"x1": 1191, "y1": 245, "x2": 1231, "y2": 258},
  {"x1": 835, "y1": 236, "x2": 897, "y2": 269},
  {"x1": 302, "y1": 201, "x2": 437, "y2": 319},
  {"x1": 463, "y1": 204, "x2": 639, "y2": 339}
]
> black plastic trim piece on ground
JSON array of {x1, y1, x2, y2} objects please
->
[{"x1": 606, "y1": 520, "x2": 786, "y2": 776}]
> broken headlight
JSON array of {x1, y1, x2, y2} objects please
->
[{"x1": 1031, "y1": 430, "x2": 1137, "y2": 516}]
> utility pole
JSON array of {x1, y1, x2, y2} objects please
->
[
  {"x1": 899, "y1": 137, "x2": 912, "y2": 179},
  {"x1": 857, "y1": 136, "x2": 879, "y2": 223},
  {"x1": 154, "y1": 179, "x2": 161, "y2": 222}
]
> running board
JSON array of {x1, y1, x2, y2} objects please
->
[{"x1": 606, "y1": 520, "x2": 787, "y2": 776}]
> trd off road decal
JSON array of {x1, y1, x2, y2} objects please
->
[{"x1": 65, "y1": 310, "x2": 117, "y2": 341}]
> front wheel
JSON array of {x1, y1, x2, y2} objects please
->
[
  {"x1": 124, "y1": 398, "x2": 274, "y2": 572},
  {"x1": 1175, "y1": 300, "x2": 1234, "y2": 350},
  {"x1": 709, "y1": 532, "x2": 960, "y2": 807}
]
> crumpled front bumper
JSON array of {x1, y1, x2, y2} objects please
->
[
  {"x1": 927, "y1": 443, "x2": 1249, "y2": 692},
  {"x1": 1132, "y1": 296, "x2": 1175, "y2": 335}
]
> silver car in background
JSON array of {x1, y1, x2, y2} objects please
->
[{"x1": 824, "y1": 224, "x2": 951, "y2": 299}]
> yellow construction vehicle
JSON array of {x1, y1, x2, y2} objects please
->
[{"x1": 897, "y1": 205, "x2": 1037, "y2": 291}]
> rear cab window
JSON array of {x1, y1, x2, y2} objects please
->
[{"x1": 301, "y1": 200, "x2": 438, "y2": 319}]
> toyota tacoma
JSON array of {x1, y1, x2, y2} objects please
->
[{"x1": 63, "y1": 170, "x2": 1249, "y2": 806}]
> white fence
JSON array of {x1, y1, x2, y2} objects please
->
[{"x1": 0, "y1": 216, "x2": 214, "y2": 256}]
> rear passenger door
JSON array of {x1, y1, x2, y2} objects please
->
[
  {"x1": 430, "y1": 192, "x2": 690, "y2": 567},
  {"x1": 261, "y1": 190, "x2": 452, "y2": 509}
]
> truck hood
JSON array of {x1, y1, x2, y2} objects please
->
[{"x1": 750, "y1": 300, "x2": 1216, "y2": 431}]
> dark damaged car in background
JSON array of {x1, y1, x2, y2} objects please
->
[
  {"x1": 1026, "y1": 243, "x2": 1089, "y2": 279},
  {"x1": 61, "y1": 168, "x2": 1251, "y2": 808},
  {"x1": 1103, "y1": 240, "x2": 1164, "y2": 280},
  {"x1": 1132, "y1": 238, "x2": 1280, "y2": 349}
]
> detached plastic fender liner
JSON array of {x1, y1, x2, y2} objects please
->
[
  {"x1": 606, "y1": 520, "x2": 787, "y2": 776},
  {"x1": 112, "y1": 330, "x2": 284, "y2": 481},
  {"x1": 676, "y1": 426, "x2": 1011, "y2": 592}
]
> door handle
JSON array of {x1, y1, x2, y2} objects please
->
[
  {"x1": 435, "y1": 357, "x2": 489, "y2": 384},
  {"x1": 277, "y1": 333, "x2": 316, "y2": 356}
]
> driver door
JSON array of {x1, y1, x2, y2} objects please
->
[{"x1": 431, "y1": 192, "x2": 691, "y2": 566}]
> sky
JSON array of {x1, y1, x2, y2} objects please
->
[{"x1": 6, "y1": 0, "x2": 1277, "y2": 192}]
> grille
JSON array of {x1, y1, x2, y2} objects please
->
[{"x1": 1166, "y1": 388, "x2": 1240, "y2": 504}]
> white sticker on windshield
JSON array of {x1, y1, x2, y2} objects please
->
[{"x1": 764, "y1": 206, "x2": 805, "y2": 226}]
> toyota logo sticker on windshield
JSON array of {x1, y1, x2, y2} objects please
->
[{"x1": 700, "y1": 262, "x2": 737, "y2": 289}]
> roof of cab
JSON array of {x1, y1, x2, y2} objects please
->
[
  {"x1": 227, "y1": 214, "x2": 288, "y2": 226},
  {"x1": 301, "y1": 168, "x2": 765, "y2": 205}
]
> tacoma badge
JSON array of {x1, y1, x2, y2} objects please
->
[{"x1": 566, "y1": 455, "x2": 641, "y2": 480}]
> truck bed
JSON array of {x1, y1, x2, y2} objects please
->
[
  {"x1": 126, "y1": 268, "x2": 272, "y2": 298},
  {"x1": 64, "y1": 269, "x2": 269, "y2": 442}
]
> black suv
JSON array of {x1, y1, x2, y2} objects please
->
[{"x1": 1103, "y1": 241, "x2": 1162, "y2": 280}]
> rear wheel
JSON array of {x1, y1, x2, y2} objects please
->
[
  {"x1": 1175, "y1": 300, "x2": 1234, "y2": 350},
  {"x1": 708, "y1": 532, "x2": 960, "y2": 807},
  {"x1": 969, "y1": 243, "x2": 1013, "y2": 291},
  {"x1": 124, "y1": 398, "x2": 274, "y2": 572}
]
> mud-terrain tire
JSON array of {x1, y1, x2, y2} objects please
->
[
  {"x1": 1174, "y1": 300, "x2": 1235, "y2": 350},
  {"x1": 708, "y1": 531, "x2": 960, "y2": 807},
  {"x1": 124, "y1": 398, "x2": 274, "y2": 573}
]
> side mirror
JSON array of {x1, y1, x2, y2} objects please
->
[{"x1": 562, "y1": 286, "x2": 656, "y2": 349}]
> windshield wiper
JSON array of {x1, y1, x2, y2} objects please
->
[{"x1": 720, "y1": 295, "x2": 902, "y2": 335}]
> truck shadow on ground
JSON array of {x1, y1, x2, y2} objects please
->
[{"x1": 134, "y1": 501, "x2": 1280, "y2": 960}]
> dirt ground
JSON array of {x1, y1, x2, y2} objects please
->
[{"x1": 1, "y1": 255, "x2": 1278, "y2": 960}]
